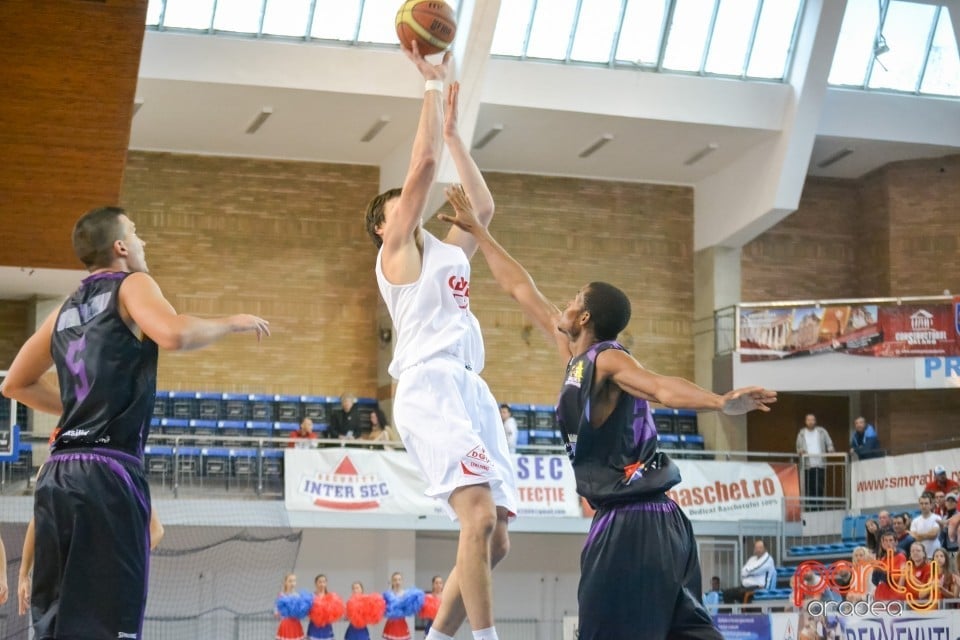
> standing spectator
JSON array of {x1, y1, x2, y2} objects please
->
[
  {"x1": 911, "y1": 494, "x2": 942, "y2": 558},
  {"x1": 893, "y1": 513, "x2": 917, "y2": 555},
  {"x1": 796, "y1": 413, "x2": 835, "y2": 505},
  {"x1": 499, "y1": 404, "x2": 518, "y2": 454},
  {"x1": 877, "y1": 510, "x2": 893, "y2": 531},
  {"x1": 849, "y1": 416, "x2": 883, "y2": 460},
  {"x1": 941, "y1": 493, "x2": 958, "y2": 551},
  {"x1": 933, "y1": 491, "x2": 948, "y2": 517},
  {"x1": 925, "y1": 466, "x2": 959, "y2": 496},
  {"x1": 332, "y1": 395, "x2": 363, "y2": 440},
  {"x1": 289, "y1": 418, "x2": 319, "y2": 449},
  {"x1": 724, "y1": 540, "x2": 775, "y2": 603}
]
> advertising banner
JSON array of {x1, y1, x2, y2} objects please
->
[
  {"x1": 850, "y1": 447, "x2": 960, "y2": 510},
  {"x1": 284, "y1": 449, "x2": 581, "y2": 517},
  {"x1": 669, "y1": 461, "x2": 801, "y2": 522},
  {"x1": 739, "y1": 302, "x2": 959, "y2": 361},
  {"x1": 285, "y1": 450, "x2": 800, "y2": 522},
  {"x1": 714, "y1": 614, "x2": 771, "y2": 640},
  {"x1": 769, "y1": 608, "x2": 960, "y2": 639}
]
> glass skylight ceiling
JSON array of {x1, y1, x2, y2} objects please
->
[{"x1": 145, "y1": 0, "x2": 959, "y2": 94}]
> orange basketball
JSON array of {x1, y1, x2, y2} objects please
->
[{"x1": 395, "y1": 0, "x2": 457, "y2": 56}]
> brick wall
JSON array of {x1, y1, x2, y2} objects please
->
[
  {"x1": 741, "y1": 177, "x2": 864, "y2": 301},
  {"x1": 120, "y1": 155, "x2": 695, "y2": 405}
]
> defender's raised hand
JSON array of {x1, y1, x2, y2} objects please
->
[{"x1": 438, "y1": 184, "x2": 482, "y2": 235}]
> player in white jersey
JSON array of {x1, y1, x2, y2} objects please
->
[{"x1": 363, "y1": 44, "x2": 516, "y2": 640}]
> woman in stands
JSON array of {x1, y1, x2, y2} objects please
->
[
  {"x1": 276, "y1": 574, "x2": 307, "y2": 640},
  {"x1": 864, "y1": 519, "x2": 881, "y2": 557},
  {"x1": 847, "y1": 546, "x2": 876, "y2": 603},
  {"x1": 932, "y1": 548, "x2": 960, "y2": 604}
]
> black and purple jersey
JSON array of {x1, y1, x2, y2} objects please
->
[
  {"x1": 557, "y1": 340, "x2": 681, "y2": 507},
  {"x1": 50, "y1": 271, "x2": 158, "y2": 458}
]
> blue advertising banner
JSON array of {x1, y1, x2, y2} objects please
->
[{"x1": 714, "y1": 614, "x2": 772, "y2": 640}]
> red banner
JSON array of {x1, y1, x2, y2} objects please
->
[{"x1": 739, "y1": 302, "x2": 959, "y2": 361}]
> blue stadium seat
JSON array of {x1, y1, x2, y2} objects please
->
[
  {"x1": 274, "y1": 395, "x2": 301, "y2": 423},
  {"x1": 842, "y1": 516, "x2": 856, "y2": 542},
  {"x1": 190, "y1": 419, "x2": 218, "y2": 444},
  {"x1": 168, "y1": 392, "x2": 194, "y2": 420},
  {"x1": 658, "y1": 433, "x2": 680, "y2": 449},
  {"x1": 248, "y1": 394, "x2": 274, "y2": 422},
  {"x1": 161, "y1": 418, "x2": 191, "y2": 438},
  {"x1": 680, "y1": 434, "x2": 705, "y2": 450},
  {"x1": 200, "y1": 446, "x2": 231, "y2": 480},
  {"x1": 195, "y1": 392, "x2": 221, "y2": 421},
  {"x1": 652, "y1": 408, "x2": 676, "y2": 434},
  {"x1": 144, "y1": 444, "x2": 173, "y2": 485},
  {"x1": 217, "y1": 420, "x2": 247, "y2": 445},
  {"x1": 221, "y1": 393, "x2": 249, "y2": 421}
]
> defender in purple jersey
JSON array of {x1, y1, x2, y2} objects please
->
[
  {"x1": 438, "y1": 190, "x2": 778, "y2": 640},
  {"x1": 2, "y1": 206, "x2": 269, "y2": 640}
]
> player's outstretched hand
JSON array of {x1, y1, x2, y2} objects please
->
[
  {"x1": 403, "y1": 40, "x2": 452, "y2": 82},
  {"x1": 720, "y1": 386, "x2": 777, "y2": 415},
  {"x1": 229, "y1": 315, "x2": 271, "y2": 342},
  {"x1": 438, "y1": 184, "x2": 481, "y2": 234}
]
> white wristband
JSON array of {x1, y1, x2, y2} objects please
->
[{"x1": 424, "y1": 80, "x2": 443, "y2": 93}]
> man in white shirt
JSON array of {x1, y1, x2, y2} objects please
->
[
  {"x1": 795, "y1": 413, "x2": 835, "y2": 506},
  {"x1": 499, "y1": 404, "x2": 518, "y2": 454},
  {"x1": 910, "y1": 493, "x2": 942, "y2": 558},
  {"x1": 724, "y1": 540, "x2": 776, "y2": 603}
]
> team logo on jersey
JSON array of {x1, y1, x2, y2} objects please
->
[
  {"x1": 565, "y1": 360, "x2": 584, "y2": 388},
  {"x1": 461, "y1": 444, "x2": 493, "y2": 477},
  {"x1": 298, "y1": 456, "x2": 390, "y2": 510},
  {"x1": 623, "y1": 460, "x2": 645, "y2": 485},
  {"x1": 448, "y1": 275, "x2": 470, "y2": 309}
]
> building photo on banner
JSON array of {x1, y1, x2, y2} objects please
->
[{"x1": 284, "y1": 450, "x2": 800, "y2": 522}]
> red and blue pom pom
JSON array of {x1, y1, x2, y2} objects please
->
[
  {"x1": 419, "y1": 593, "x2": 440, "y2": 620},
  {"x1": 346, "y1": 593, "x2": 386, "y2": 627},
  {"x1": 276, "y1": 590, "x2": 313, "y2": 619},
  {"x1": 310, "y1": 592, "x2": 346, "y2": 626},
  {"x1": 383, "y1": 588, "x2": 425, "y2": 618}
]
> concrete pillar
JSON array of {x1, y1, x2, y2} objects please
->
[{"x1": 693, "y1": 247, "x2": 747, "y2": 453}]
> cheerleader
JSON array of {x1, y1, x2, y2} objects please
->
[
  {"x1": 345, "y1": 582, "x2": 385, "y2": 640},
  {"x1": 275, "y1": 574, "x2": 311, "y2": 640},
  {"x1": 421, "y1": 576, "x2": 443, "y2": 637},
  {"x1": 308, "y1": 574, "x2": 344, "y2": 640},
  {"x1": 382, "y1": 573, "x2": 424, "y2": 640}
]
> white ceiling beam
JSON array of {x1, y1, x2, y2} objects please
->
[{"x1": 693, "y1": 0, "x2": 848, "y2": 250}]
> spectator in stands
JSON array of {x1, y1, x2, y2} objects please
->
[
  {"x1": 924, "y1": 465, "x2": 959, "y2": 496},
  {"x1": 941, "y1": 493, "x2": 958, "y2": 551},
  {"x1": 703, "y1": 576, "x2": 723, "y2": 610},
  {"x1": 877, "y1": 510, "x2": 892, "y2": 531},
  {"x1": 362, "y1": 410, "x2": 396, "y2": 448},
  {"x1": 933, "y1": 548, "x2": 960, "y2": 602},
  {"x1": 332, "y1": 395, "x2": 363, "y2": 440},
  {"x1": 934, "y1": 491, "x2": 948, "y2": 517},
  {"x1": 846, "y1": 546, "x2": 876, "y2": 603},
  {"x1": 724, "y1": 540, "x2": 775, "y2": 603},
  {"x1": 289, "y1": 418, "x2": 319, "y2": 449},
  {"x1": 873, "y1": 530, "x2": 906, "y2": 601},
  {"x1": 499, "y1": 404, "x2": 518, "y2": 454},
  {"x1": 796, "y1": 413, "x2": 835, "y2": 506},
  {"x1": 864, "y1": 519, "x2": 881, "y2": 558},
  {"x1": 910, "y1": 493, "x2": 942, "y2": 558},
  {"x1": 893, "y1": 513, "x2": 916, "y2": 555},
  {"x1": 849, "y1": 416, "x2": 883, "y2": 460},
  {"x1": 899, "y1": 542, "x2": 933, "y2": 605}
]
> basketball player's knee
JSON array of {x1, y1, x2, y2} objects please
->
[{"x1": 462, "y1": 506, "x2": 497, "y2": 541}]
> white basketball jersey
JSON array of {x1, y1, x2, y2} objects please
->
[{"x1": 376, "y1": 230, "x2": 485, "y2": 379}]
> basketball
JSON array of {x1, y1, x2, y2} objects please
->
[{"x1": 395, "y1": 0, "x2": 457, "y2": 56}]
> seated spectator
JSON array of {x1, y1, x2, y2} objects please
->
[
  {"x1": 899, "y1": 542, "x2": 933, "y2": 605},
  {"x1": 932, "y1": 548, "x2": 960, "y2": 602},
  {"x1": 331, "y1": 395, "x2": 362, "y2": 440},
  {"x1": 877, "y1": 510, "x2": 893, "y2": 531},
  {"x1": 846, "y1": 546, "x2": 876, "y2": 603},
  {"x1": 288, "y1": 418, "x2": 318, "y2": 449},
  {"x1": 724, "y1": 540, "x2": 775, "y2": 603},
  {"x1": 864, "y1": 519, "x2": 881, "y2": 557},
  {"x1": 873, "y1": 530, "x2": 907, "y2": 601},
  {"x1": 849, "y1": 416, "x2": 884, "y2": 459},
  {"x1": 703, "y1": 576, "x2": 723, "y2": 610},
  {"x1": 910, "y1": 493, "x2": 942, "y2": 558},
  {"x1": 362, "y1": 410, "x2": 399, "y2": 448},
  {"x1": 924, "y1": 465, "x2": 959, "y2": 496},
  {"x1": 893, "y1": 513, "x2": 916, "y2": 555},
  {"x1": 941, "y1": 493, "x2": 959, "y2": 551}
]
